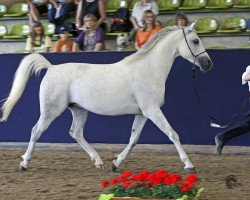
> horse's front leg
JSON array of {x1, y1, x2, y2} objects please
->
[
  {"x1": 143, "y1": 106, "x2": 196, "y2": 173},
  {"x1": 112, "y1": 115, "x2": 147, "y2": 171}
]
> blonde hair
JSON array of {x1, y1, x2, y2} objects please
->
[
  {"x1": 142, "y1": 10, "x2": 156, "y2": 31},
  {"x1": 83, "y1": 14, "x2": 97, "y2": 23},
  {"x1": 83, "y1": 14, "x2": 97, "y2": 33}
]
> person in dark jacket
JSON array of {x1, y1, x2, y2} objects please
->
[{"x1": 215, "y1": 65, "x2": 250, "y2": 155}]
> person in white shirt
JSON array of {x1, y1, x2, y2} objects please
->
[
  {"x1": 215, "y1": 65, "x2": 250, "y2": 155},
  {"x1": 130, "y1": 0, "x2": 159, "y2": 30}
]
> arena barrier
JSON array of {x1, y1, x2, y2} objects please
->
[{"x1": 0, "y1": 50, "x2": 250, "y2": 146}]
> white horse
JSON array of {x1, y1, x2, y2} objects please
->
[{"x1": 1, "y1": 22, "x2": 212, "y2": 173}]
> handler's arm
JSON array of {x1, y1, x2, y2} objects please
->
[{"x1": 244, "y1": 72, "x2": 250, "y2": 81}]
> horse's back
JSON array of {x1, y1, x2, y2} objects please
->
[{"x1": 40, "y1": 62, "x2": 141, "y2": 115}]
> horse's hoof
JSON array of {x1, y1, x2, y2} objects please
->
[
  {"x1": 100, "y1": 164, "x2": 105, "y2": 171},
  {"x1": 185, "y1": 167, "x2": 197, "y2": 173},
  {"x1": 20, "y1": 164, "x2": 27, "y2": 171},
  {"x1": 112, "y1": 163, "x2": 118, "y2": 172}
]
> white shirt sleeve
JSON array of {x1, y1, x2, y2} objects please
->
[
  {"x1": 151, "y1": 1, "x2": 159, "y2": 15},
  {"x1": 242, "y1": 65, "x2": 250, "y2": 85},
  {"x1": 131, "y1": 2, "x2": 138, "y2": 17}
]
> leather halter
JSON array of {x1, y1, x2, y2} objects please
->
[{"x1": 181, "y1": 28, "x2": 206, "y2": 58}]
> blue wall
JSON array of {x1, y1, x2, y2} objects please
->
[{"x1": 0, "y1": 50, "x2": 250, "y2": 146}]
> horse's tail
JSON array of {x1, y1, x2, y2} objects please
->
[{"x1": 0, "y1": 53, "x2": 52, "y2": 122}]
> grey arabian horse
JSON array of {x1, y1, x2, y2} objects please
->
[{"x1": 1, "y1": 22, "x2": 212, "y2": 173}]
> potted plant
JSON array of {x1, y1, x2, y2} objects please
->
[{"x1": 99, "y1": 169, "x2": 204, "y2": 200}]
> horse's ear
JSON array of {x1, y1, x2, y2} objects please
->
[{"x1": 188, "y1": 21, "x2": 198, "y2": 31}]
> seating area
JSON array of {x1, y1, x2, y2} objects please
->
[
  {"x1": 0, "y1": 1, "x2": 249, "y2": 52},
  {"x1": 0, "y1": 22, "x2": 56, "y2": 39},
  {"x1": 217, "y1": 17, "x2": 247, "y2": 33},
  {"x1": 129, "y1": 0, "x2": 250, "y2": 12},
  {"x1": 166, "y1": 16, "x2": 248, "y2": 34},
  {"x1": 3, "y1": 3, "x2": 28, "y2": 17},
  {"x1": 179, "y1": 0, "x2": 207, "y2": 10}
]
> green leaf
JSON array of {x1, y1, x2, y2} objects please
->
[
  {"x1": 195, "y1": 188, "x2": 205, "y2": 198},
  {"x1": 176, "y1": 195, "x2": 189, "y2": 200},
  {"x1": 98, "y1": 194, "x2": 114, "y2": 200}
]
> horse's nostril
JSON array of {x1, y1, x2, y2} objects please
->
[{"x1": 206, "y1": 59, "x2": 212, "y2": 67}]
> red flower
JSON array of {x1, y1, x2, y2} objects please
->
[
  {"x1": 186, "y1": 174, "x2": 198, "y2": 182},
  {"x1": 122, "y1": 181, "x2": 132, "y2": 188},
  {"x1": 101, "y1": 169, "x2": 202, "y2": 199},
  {"x1": 171, "y1": 174, "x2": 183, "y2": 182},
  {"x1": 121, "y1": 170, "x2": 132, "y2": 178},
  {"x1": 101, "y1": 180, "x2": 109, "y2": 188},
  {"x1": 185, "y1": 180, "x2": 195, "y2": 188},
  {"x1": 163, "y1": 174, "x2": 182, "y2": 185},
  {"x1": 131, "y1": 170, "x2": 151, "y2": 182},
  {"x1": 154, "y1": 169, "x2": 168, "y2": 179},
  {"x1": 148, "y1": 179, "x2": 162, "y2": 187},
  {"x1": 145, "y1": 174, "x2": 156, "y2": 182},
  {"x1": 163, "y1": 176, "x2": 174, "y2": 185},
  {"x1": 116, "y1": 176, "x2": 125, "y2": 183},
  {"x1": 180, "y1": 184, "x2": 191, "y2": 192},
  {"x1": 110, "y1": 178, "x2": 119, "y2": 185}
]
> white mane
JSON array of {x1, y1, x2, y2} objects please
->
[{"x1": 123, "y1": 26, "x2": 179, "y2": 63}]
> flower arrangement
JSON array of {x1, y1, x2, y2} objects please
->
[{"x1": 99, "y1": 169, "x2": 204, "y2": 200}]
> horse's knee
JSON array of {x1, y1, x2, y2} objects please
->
[
  {"x1": 169, "y1": 131, "x2": 179, "y2": 141},
  {"x1": 69, "y1": 130, "x2": 77, "y2": 140},
  {"x1": 69, "y1": 129, "x2": 82, "y2": 142},
  {"x1": 30, "y1": 127, "x2": 40, "y2": 142},
  {"x1": 129, "y1": 135, "x2": 139, "y2": 147},
  {"x1": 129, "y1": 141, "x2": 137, "y2": 148}
]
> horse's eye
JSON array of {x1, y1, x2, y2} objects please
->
[{"x1": 193, "y1": 39, "x2": 199, "y2": 45}]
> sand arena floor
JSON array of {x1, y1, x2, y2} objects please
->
[{"x1": 0, "y1": 143, "x2": 249, "y2": 200}]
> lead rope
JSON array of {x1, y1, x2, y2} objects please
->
[{"x1": 192, "y1": 65, "x2": 249, "y2": 128}]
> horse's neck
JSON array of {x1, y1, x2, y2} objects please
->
[{"x1": 147, "y1": 31, "x2": 181, "y2": 81}]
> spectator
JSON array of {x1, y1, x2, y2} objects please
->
[
  {"x1": 74, "y1": 0, "x2": 81, "y2": 4},
  {"x1": 27, "y1": 0, "x2": 49, "y2": 26},
  {"x1": 174, "y1": 12, "x2": 189, "y2": 28},
  {"x1": 25, "y1": 21, "x2": 52, "y2": 52},
  {"x1": 48, "y1": 0, "x2": 76, "y2": 28},
  {"x1": 75, "y1": 0, "x2": 106, "y2": 30},
  {"x1": 135, "y1": 10, "x2": 161, "y2": 50},
  {"x1": 130, "y1": 0, "x2": 159, "y2": 30},
  {"x1": 54, "y1": 26, "x2": 73, "y2": 52},
  {"x1": 73, "y1": 14, "x2": 104, "y2": 51}
]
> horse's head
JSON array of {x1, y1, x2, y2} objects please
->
[{"x1": 178, "y1": 21, "x2": 213, "y2": 72}]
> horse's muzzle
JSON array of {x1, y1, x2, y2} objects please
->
[{"x1": 199, "y1": 57, "x2": 213, "y2": 72}]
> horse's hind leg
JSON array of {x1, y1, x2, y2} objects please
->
[
  {"x1": 112, "y1": 115, "x2": 147, "y2": 171},
  {"x1": 20, "y1": 114, "x2": 57, "y2": 170},
  {"x1": 143, "y1": 107, "x2": 196, "y2": 173},
  {"x1": 68, "y1": 106, "x2": 104, "y2": 169}
]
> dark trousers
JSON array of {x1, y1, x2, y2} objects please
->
[
  {"x1": 217, "y1": 113, "x2": 250, "y2": 145},
  {"x1": 48, "y1": 3, "x2": 75, "y2": 27}
]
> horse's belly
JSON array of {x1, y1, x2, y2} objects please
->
[
  {"x1": 79, "y1": 100, "x2": 141, "y2": 115},
  {"x1": 88, "y1": 104, "x2": 141, "y2": 115},
  {"x1": 71, "y1": 91, "x2": 141, "y2": 115}
]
